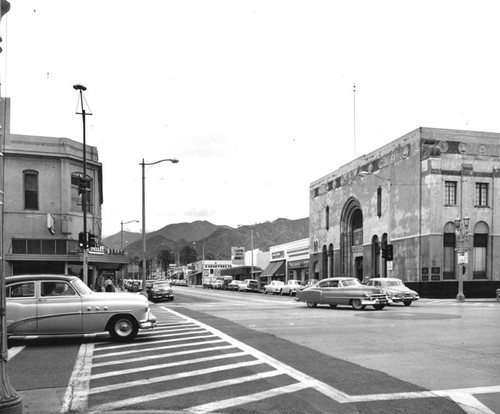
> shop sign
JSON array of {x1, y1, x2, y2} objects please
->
[
  {"x1": 272, "y1": 251, "x2": 285, "y2": 260},
  {"x1": 288, "y1": 259, "x2": 309, "y2": 269}
]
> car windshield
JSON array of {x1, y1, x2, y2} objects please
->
[
  {"x1": 72, "y1": 278, "x2": 92, "y2": 295},
  {"x1": 153, "y1": 282, "x2": 170, "y2": 289},
  {"x1": 387, "y1": 280, "x2": 404, "y2": 287},
  {"x1": 341, "y1": 279, "x2": 362, "y2": 287}
]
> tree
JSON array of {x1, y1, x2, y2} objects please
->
[
  {"x1": 158, "y1": 249, "x2": 176, "y2": 271},
  {"x1": 179, "y1": 245, "x2": 197, "y2": 265}
]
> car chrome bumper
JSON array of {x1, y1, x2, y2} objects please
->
[
  {"x1": 139, "y1": 311, "x2": 157, "y2": 330},
  {"x1": 361, "y1": 298, "x2": 389, "y2": 305}
]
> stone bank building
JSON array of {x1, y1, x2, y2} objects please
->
[{"x1": 309, "y1": 127, "x2": 500, "y2": 298}]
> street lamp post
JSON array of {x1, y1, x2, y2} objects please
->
[
  {"x1": 454, "y1": 215, "x2": 470, "y2": 302},
  {"x1": 121, "y1": 219, "x2": 139, "y2": 249},
  {"x1": 141, "y1": 158, "x2": 178, "y2": 295},
  {"x1": 73, "y1": 83, "x2": 92, "y2": 286}
]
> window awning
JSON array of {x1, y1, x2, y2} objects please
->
[{"x1": 260, "y1": 260, "x2": 285, "y2": 278}]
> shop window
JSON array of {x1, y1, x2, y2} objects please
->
[{"x1": 24, "y1": 170, "x2": 39, "y2": 210}]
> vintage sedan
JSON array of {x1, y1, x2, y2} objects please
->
[
  {"x1": 296, "y1": 277, "x2": 390, "y2": 310},
  {"x1": 365, "y1": 277, "x2": 420, "y2": 306},
  {"x1": 148, "y1": 280, "x2": 174, "y2": 302},
  {"x1": 264, "y1": 280, "x2": 284, "y2": 295},
  {"x1": 281, "y1": 279, "x2": 303, "y2": 296},
  {"x1": 6, "y1": 274, "x2": 157, "y2": 341}
]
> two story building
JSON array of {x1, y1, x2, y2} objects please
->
[
  {"x1": 1, "y1": 98, "x2": 128, "y2": 288},
  {"x1": 309, "y1": 127, "x2": 500, "y2": 298}
]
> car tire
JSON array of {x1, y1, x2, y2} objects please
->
[
  {"x1": 264, "y1": 290, "x2": 268, "y2": 294},
  {"x1": 403, "y1": 300, "x2": 412, "y2": 306},
  {"x1": 351, "y1": 299, "x2": 366, "y2": 310},
  {"x1": 108, "y1": 315, "x2": 139, "y2": 341},
  {"x1": 306, "y1": 301, "x2": 317, "y2": 308},
  {"x1": 329, "y1": 304, "x2": 337, "y2": 308},
  {"x1": 373, "y1": 304, "x2": 385, "y2": 310}
]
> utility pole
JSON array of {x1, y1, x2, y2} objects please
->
[{"x1": 0, "y1": 2, "x2": 22, "y2": 412}]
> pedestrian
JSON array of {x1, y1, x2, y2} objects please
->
[{"x1": 105, "y1": 276, "x2": 115, "y2": 292}]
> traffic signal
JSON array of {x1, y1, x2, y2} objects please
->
[
  {"x1": 381, "y1": 244, "x2": 387, "y2": 259},
  {"x1": 78, "y1": 176, "x2": 88, "y2": 195},
  {"x1": 386, "y1": 244, "x2": 393, "y2": 261},
  {"x1": 78, "y1": 232, "x2": 87, "y2": 248},
  {"x1": 89, "y1": 233, "x2": 98, "y2": 247}
]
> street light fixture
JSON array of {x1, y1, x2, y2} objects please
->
[
  {"x1": 121, "y1": 219, "x2": 139, "y2": 249},
  {"x1": 454, "y1": 214, "x2": 470, "y2": 302},
  {"x1": 140, "y1": 158, "x2": 179, "y2": 295}
]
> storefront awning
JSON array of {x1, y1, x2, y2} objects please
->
[{"x1": 260, "y1": 260, "x2": 285, "y2": 278}]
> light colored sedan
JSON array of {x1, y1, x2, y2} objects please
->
[
  {"x1": 281, "y1": 279, "x2": 303, "y2": 296},
  {"x1": 365, "y1": 278, "x2": 420, "y2": 306},
  {"x1": 6, "y1": 274, "x2": 157, "y2": 341},
  {"x1": 296, "y1": 277, "x2": 389, "y2": 310},
  {"x1": 264, "y1": 280, "x2": 284, "y2": 295}
]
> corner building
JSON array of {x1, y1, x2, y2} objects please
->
[{"x1": 309, "y1": 127, "x2": 500, "y2": 298}]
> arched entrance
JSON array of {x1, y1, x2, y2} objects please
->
[{"x1": 340, "y1": 197, "x2": 363, "y2": 279}]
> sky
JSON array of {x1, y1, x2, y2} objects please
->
[{"x1": 2, "y1": 1, "x2": 500, "y2": 237}]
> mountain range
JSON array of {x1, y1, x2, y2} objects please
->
[{"x1": 102, "y1": 218, "x2": 309, "y2": 262}]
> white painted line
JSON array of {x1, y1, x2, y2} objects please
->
[
  {"x1": 91, "y1": 344, "x2": 237, "y2": 368},
  {"x1": 88, "y1": 370, "x2": 283, "y2": 413},
  {"x1": 7, "y1": 346, "x2": 24, "y2": 361},
  {"x1": 90, "y1": 350, "x2": 249, "y2": 380},
  {"x1": 60, "y1": 342, "x2": 94, "y2": 413},
  {"x1": 93, "y1": 333, "x2": 213, "y2": 354},
  {"x1": 92, "y1": 338, "x2": 225, "y2": 359},
  {"x1": 188, "y1": 382, "x2": 311, "y2": 413},
  {"x1": 448, "y1": 392, "x2": 496, "y2": 414},
  {"x1": 161, "y1": 307, "x2": 352, "y2": 404},
  {"x1": 90, "y1": 359, "x2": 264, "y2": 394}
]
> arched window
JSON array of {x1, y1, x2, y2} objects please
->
[
  {"x1": 24, "y1": 170, "x2": 39, "y2": 210},
  {"x1": 473, "y1": 222, "x2": 489, "y2": 279},
  {"x1": 443, "y1": 222, "x2": 456, "y2": 280}
]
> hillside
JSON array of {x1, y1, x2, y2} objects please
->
[{"x1": 103, "y1": 218, "x2": 309, "y2": 262}]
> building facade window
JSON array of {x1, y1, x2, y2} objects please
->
[
  {"x1": 445, "y1": 181, "x2": 457, "y2": 205},
  {"x1": 377, "y1": 186, "x2": 382, "y2": 217},
  {"x1": 473, "y1": 222, "x2": 488, "y2": 279},
  {"x1": 475, "y1": 183, "x2": 488, "y2": 207},
  {"x1": 313, "y1": 187, "x2": 319, "y2": 197},
  {"x1": 325, "y1": 206, "x2": 329, "y2": 230},
  {"x1": 443, "y1": 222, "x2": 456, "y2": 280},
  {"x1": 24, "y1": 170, "x2": 39, "y2": 210}
]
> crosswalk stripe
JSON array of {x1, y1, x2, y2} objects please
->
[
  {"x1": 188, "y1": 382, "x2": 311, "y2": 413},
  {"x1": 88, "y1": 370, "x2": 284, "y2": 413},
  {"x1": 90, "y1": 351, "x2": 249, "y2": 380},
  {"x1": 92, "y1": 338, "x2": 224, "y2": 359},
  {"x1": 91, "y1": 344, "x2": 237, "y2": 368},
  {"x1": 89, "y1": 359, "x2": 265, "y2": 394}
]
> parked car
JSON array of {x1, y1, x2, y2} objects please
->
[
  {"x1": 301, "y1": 279, "x2": 319, "y2": 290},
  {"x1": 211, "y1": 280, "x2": 225, "y2": 289},
  {"x1": 296, "y1": 277, "x2": 390, "y2": 310},
  {"x1": 365, "y1": 277, "x2": 419, "y2": 306},
  {"x1": 176, "y1": 279, "x2": 188, "y2": 287},
  {"x1": 6, "y1": 274, "x2": 157, "y2": 341},
  {"x1": 264, "y1": 280, "x2": 284, "y2": 295},
  {"x1": 148, "y1": 280, "x2": 174, "y2": 302},
  {"x1": 238, "y1": 279, "x2": 260, "y2": 292},
  {"x1": 281, "y1": 280, "x2": 303, "y2": 296},
  {"x1": 227, "y1": 280, "x2": 245, "y2": 291},
  {"x1": 126, "y1": 280, "x2": 142, "y2": 292}
]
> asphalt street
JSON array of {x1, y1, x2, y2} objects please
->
[{"x1": 6, "y1": 287, "x2": 500, "y2": 413}]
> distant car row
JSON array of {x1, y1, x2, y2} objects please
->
[{"x1": 213, "y1": 276, "x2": 420, "y2": 311}]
